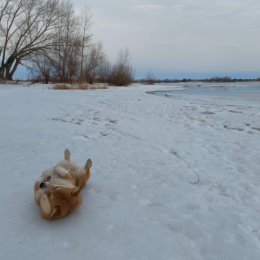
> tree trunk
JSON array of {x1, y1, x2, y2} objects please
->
[
  {"x1": 9, "y1": 59, "x2": 20, "y2": 80},
  {"x1": 6, "y1": 73, "x2": 13, "y2": 81},
  {"x1": 0, "y1": 68, "x2": 3, "y2": 80}
]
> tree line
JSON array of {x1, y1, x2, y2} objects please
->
[
  {"x1": 0, "y1": 0, "x2": 133, "y2": 85},
  {"x1": 136, "y1": 72, "x2": 260, "y2": 84}
]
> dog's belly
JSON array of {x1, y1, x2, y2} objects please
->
[
  {"x1": 51, "y1": 178, "x2": 76, "y2": 189},
  {"x1": 57, "y1": 161, "x2": 83, "y2": 177}
]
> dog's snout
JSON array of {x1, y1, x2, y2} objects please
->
[{"x1": 40, "y1": 182, "x2": 46, "y2": 189}]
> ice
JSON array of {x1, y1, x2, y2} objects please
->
[{"x1": 0, "y1": 83, "x2": 260, "y2": 260}]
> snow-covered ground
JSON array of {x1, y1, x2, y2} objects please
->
[{"x1": 0, "y1": 83, "x2": 260, "y2": 260}]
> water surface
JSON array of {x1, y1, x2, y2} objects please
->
[{"x1": 147, "y1": 84, "x2": 260, "y2": 102}]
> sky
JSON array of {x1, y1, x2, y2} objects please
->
[
  {"x1": 71, "y1": 0, "x2": 260, "y2": 79},
  {"x1": 15, "y1": 0, "x2": 260, "y2": 79}
]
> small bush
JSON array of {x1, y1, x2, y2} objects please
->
[
  {"x1": 52, "y1": 83, "x2": 108, "y2": 90},
  {"x1": 109, "y1": 65, "x2": 133, "y2": 86},
  {"x1": 109, "y1": 49, "x2": 134, "y2": 86}
]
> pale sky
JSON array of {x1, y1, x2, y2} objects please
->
[{"x1": 71, "y1": 0, "x2": 260, "y2": 79}]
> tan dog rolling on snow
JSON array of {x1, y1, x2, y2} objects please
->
[{"x1": 34, "y1": 149, "x2": 92, "y2": 220}]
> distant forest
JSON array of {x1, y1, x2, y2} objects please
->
[{"x1": 136, "y1": 75, "x2": 260, "y2": 85}]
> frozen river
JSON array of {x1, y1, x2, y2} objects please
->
[{"x1": 147, "y1": 83, "x2": 260, "y2": 102}]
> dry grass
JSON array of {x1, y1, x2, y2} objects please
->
[{"x1": 52, "y1": 83, "x2": 108, "y2": 90}]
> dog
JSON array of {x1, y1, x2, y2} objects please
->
[{"x1": 34, "y1": 149, "x2": 92, "y2": 219}]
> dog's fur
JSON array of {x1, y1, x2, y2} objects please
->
[{"x1": 34, "y1": 149, "x2": 92, "y2": 220}]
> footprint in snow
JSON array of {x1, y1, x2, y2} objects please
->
[
  {"x1": 223, "y1": 124, "x2": 244, "y2": 132},
  {"x1": 200, "y1": 111, "x2": 215, "y2": 115},
  {"x1": 252, "y1": 127, "x2": 260, "y2": 132},
  {"x1": 168, "y1": 149, "x2": 182, "y2": 159},
  {"x1": 108, "y1": 119, "x2": 118, "y2": 124},
  {"x1": 100, "y1": 131, "x2": 108, "y2": 137},
  {"x1": 228, "y1": 110, "x2": 243, "y2": 114}
]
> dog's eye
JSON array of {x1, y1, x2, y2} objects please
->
[{"x1": 46, "y1": 176, "x2": 51, "y2": 181}]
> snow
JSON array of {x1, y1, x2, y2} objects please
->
[{"x1": 0, "y1": 83, "x2": 260, "y2": 260}]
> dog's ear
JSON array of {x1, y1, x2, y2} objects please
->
[
  {"x1": 64, "y1": 149, "x2": 71, "y2": 161},
  {"x1": 84, "y1": 159, "x2": 92, "y2": 170}
]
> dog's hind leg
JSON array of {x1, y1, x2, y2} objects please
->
[
  {"x1": 64, "y1": 149, "x2": 71, "y2": 161},
  {"x1": 83, "y1": 159, "x2": 92, "y2": 184},
  {"x1": 71, "y1": 159, "x2": 92, "y2": 195},
  {"x1": 50, "y1": 206, "x2": 61, "y2": 219},
  {"x1": 40, "y1": 194, "x2": 52, "y2": 217}
]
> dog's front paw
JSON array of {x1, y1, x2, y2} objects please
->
[
  {"x1": 53, "y1": 186, "x2": 62, "y2": 192},
  {"x1": 54, "y1": 166, "x2": 70, "y2": 179},
  {"x1": 71, "y1": 187, "x2": 80, "y2": 196}
]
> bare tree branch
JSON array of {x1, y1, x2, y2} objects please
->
[{"x1": 0, "y1": 0, "x2": 61, "y2": 80}]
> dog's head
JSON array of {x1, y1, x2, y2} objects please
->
[
  {"x1": 38, "y1": 174, "x2": 51, "y2": 190},
  {"x1": 39, "y1": 166, "x2": 76, "y2": 189},
  {"x1": 34, "y1": 170, "x2": 51, "y2": 205},
  {"x1": 35, "y1": 186, "x2": 80, "y2": 220}
]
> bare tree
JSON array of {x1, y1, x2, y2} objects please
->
[
  {"x1": 52, "y1": 0, "x2": 80, "y2": 83},
  {"x1": 96, "y1": 56, "x2": 111, "y2": 83},
  {"x1": 82, "y1": 42, "x2": 109, "y2": 84},
  {"x1": 145, "y1": 70, "x2": 156, "y2": 85},
  {"x1": 0, "y1": 0, "x2": 133, "y2": 84},
  {"x1": 0, "y1": 0, "x2": 61, "y2": 80},
  {"x1": 110, "y1": 49, "x2": 134, "y2": 86},
  {"x1": 24, "y1": 0, "x2": 92, "y2": 84},
  {"x1": 49, "y1": 1, "x2": 92, "y2": 83},
  {"x1": 27, "y1": 52, "x2": 55, "y2": 83},
  {"x1": 79, "y1": 6, "x2": 91, "y2": 83}
]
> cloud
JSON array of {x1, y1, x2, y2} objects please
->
[
  {"x1": 134, "y1": 4, "x2": 163, "y2": 12},
  {"x1": 72, "y1": 0, "x2": 260, "y2": 77}
]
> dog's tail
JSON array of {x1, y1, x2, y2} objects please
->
[{"x1": 64, "y1": 149, "x2": 71, "y2": 161}]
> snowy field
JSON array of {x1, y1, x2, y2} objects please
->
[{"x1": 0, "y1": 83, "x2": 260, "y2": 260}]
